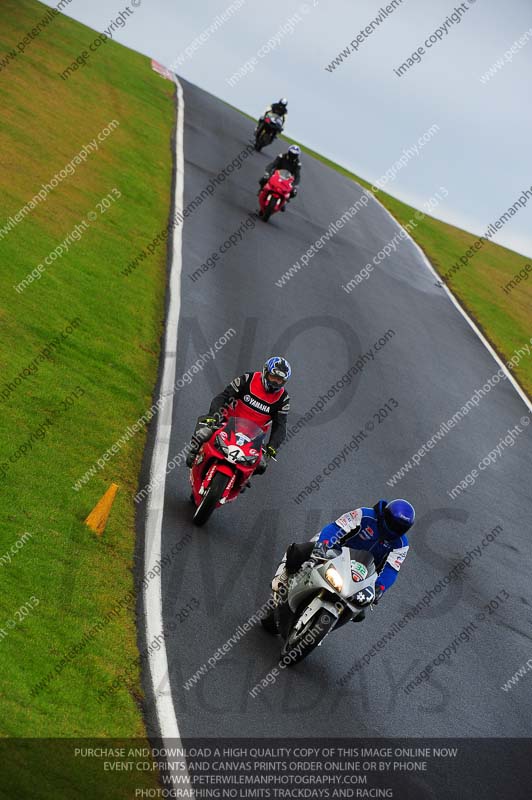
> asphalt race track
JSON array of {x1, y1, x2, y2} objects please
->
[{"x1": 141, "y1": 76, "x2": 532, "y2": 758}]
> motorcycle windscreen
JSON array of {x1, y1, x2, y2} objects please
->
[
  {"x1": 223, "y1": 416, "x2": 265, "y2": 451},
  {"x1": 347, "y1": 548, "x2": 377, "y2": 578},
  {"x1": 277, "y1": 169, "x2": 293, "y2": 180}
]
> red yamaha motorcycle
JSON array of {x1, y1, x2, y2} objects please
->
[
  {"x1": 189, "y1": 416, "x2": 266, "y2": 526},
  {"x1": 258, "y1": 169, "x2": 294, "y2": 222}
]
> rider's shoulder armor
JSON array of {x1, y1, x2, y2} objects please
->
[{"x1": 335, "y1": 508, "x2": 362, "y2": 533}]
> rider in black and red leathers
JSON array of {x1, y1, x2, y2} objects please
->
[{"x1": 186, "y1": 357, "x2": 291, "y2": 471}]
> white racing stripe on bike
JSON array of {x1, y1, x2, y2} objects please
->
[{"x1": 143, "y1": 75, "x2": 194, "y2": 792}]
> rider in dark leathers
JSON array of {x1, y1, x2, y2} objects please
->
[
  {"x1": 259, "y1": 145, "x2": 302, "y2": 208},
  {"x1": 257, "y1": 98, "x2": 288, "y2": 132}
]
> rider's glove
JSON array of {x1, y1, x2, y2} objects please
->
[
  {"x1": 373, "y1": 584, "x2": 385, "y2": 605},
  {"x1": 311, "y1": 541, "x2": 329, "y2": 560},
  {"x1": 199, "y1": 415, "x2": 217, "y2": 427},
  {"x1": 266, "y1": 445, "x2": 277, "y2": 460}
]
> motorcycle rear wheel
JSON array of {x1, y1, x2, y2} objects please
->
[{"x1": 192, "y1": 471, "x2": 231, "y2": 526}]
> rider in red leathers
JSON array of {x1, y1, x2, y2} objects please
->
[{"x1": 186, "y1": 357, "x2": 291, "y2": 474}]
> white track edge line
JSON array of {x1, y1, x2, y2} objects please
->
[
  {"x1": 364, "y1": 190, "x2": 532, "y2": 413},
  {"x1": 143, "y1": 75, "x2": 194, "y2": 789}
]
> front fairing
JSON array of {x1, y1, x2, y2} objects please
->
[
  {"x1": 216, "y1": 416, "x2": 264, "y2": 466},
  {"x1": 288, "y1": 547, "x2": 377, "y2": 612},
  {"x1": 268, "y1": 169, "x2": 294, "y2": 196},
  {"x1": 190, "y1": 417, "x2": 264, "y2": 504},
  {"x1": 266, "y1": 113, "x2": 283, "y2": 129}
]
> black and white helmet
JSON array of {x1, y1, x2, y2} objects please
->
[{"x1": 287, "y1": 144, "x2": 300, "y2": 161}]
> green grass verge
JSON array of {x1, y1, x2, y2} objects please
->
[
  {"x1": 278, "y1": 134, "x2": 532, "y2": 398},
  {"x1": 0, "y1": 0, "x2": 175, "y2": 792}
]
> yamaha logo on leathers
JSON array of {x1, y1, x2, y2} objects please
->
[{"x1": 243, "y1": 394, "x2": 270, "y2": 414}]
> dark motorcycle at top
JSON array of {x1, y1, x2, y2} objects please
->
[{"x1": 254, "y1": 113, "x2": 284, "y2": 151}]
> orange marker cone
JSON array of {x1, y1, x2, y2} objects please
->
[{"x1": 85, "y1": 483, "x2": 119, "y2": 536}]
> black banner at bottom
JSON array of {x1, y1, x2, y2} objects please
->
[{"x1": 1, "y1": 738, "x2": 531, "y2": 800}]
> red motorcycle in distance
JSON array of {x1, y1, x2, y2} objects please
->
[
  {"x1": 258, "y1": 169, "x2": 294, "y2": 222},
  {"x1": 189, "y1": 416, "x2": 266, "y2": 526}
]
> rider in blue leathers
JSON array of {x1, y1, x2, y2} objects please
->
[{"x1": 271, "y1": 499, "x2": 415, "y2": 619}]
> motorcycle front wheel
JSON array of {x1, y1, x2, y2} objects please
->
[
  {"x1": 254, "y1": 129, "x2": 267, "y2": 151},
  {"x1": 281, "y1": 608, "x2": 337, "y2": 665},
  {"x1": 192, "y1": 471, "x2": 230, "y2": 526},
  {"x1": 261, "y1": 196, "x2": 278, "y2": 222}
]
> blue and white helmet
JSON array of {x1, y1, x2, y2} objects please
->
[
  {"x1": 287, "y1": 144, "x2": 300, "y2": 158},
  {"x1": 262, "y1": 356, "x2": 291, "y2": 392}
]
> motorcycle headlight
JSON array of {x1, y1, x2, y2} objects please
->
[
  {"x1": 325, "y1": 566, "x2": 343, "y2": 592},
  {"x1": 215, "y1": 435, "x2": 229, "y2": 456}
]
